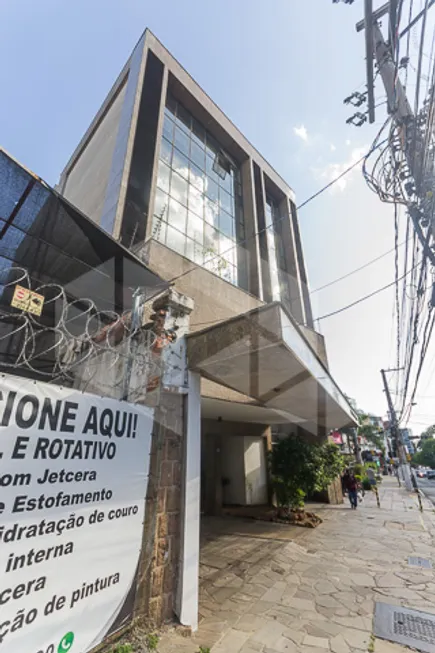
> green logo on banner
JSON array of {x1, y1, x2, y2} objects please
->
[{"x1": 58, "y1": 632, "x2": 75, "y2": 653}]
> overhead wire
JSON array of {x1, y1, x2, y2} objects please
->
[
  {"x1": 316, "y1": 261, "x2": 420, "y2": 321},
  {"x1": 165, "y1": 139, "x2": 388, "y2": 289}
]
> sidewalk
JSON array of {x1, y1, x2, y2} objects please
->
[{"x1": 158, "y1": 478, "x2": 435, "y2": 653}]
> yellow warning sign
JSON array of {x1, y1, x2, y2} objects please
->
[{"x1": 11, "y1": 285, "x2": 44, "y2": 316}]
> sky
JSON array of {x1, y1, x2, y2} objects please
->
[{"x1": 0, "y1": 0, "x2": 434, "y2": 435}]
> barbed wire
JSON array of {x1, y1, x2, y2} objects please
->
[{"x1": 0, "y1": 267, "x2": 162, "y2": 403}]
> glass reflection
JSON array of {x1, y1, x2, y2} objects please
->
[
  {"x1": 174, "y1": 126, "x2": 190, "y2": 157},
  {"x1": 157, "y1": 161, "x2": 170, "y2": 193},
  {"x1": 168, "y1": 198, "x2": 187, "y2": 233},
  {"x1": 153, "y1": 94, "x2": 244, "y2": 287},
  {"x1": 166, "y1": 225, "x2": 185, "y2": 255},
  {"x1": 172, "y1": 149, "x2": 189, "y2": 180},
  {"x1": 170, "y1": 172, "x2": 188, "y2": 206}
]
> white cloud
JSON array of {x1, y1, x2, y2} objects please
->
[
  {"x1": 330, "y1": 143, "x2": 336, "y2": 152},
  {"x1": 314, "y1": 146, "x2": 367, "y2": 193},
  {"x1": 346, "y1": 139, "x2": 351, "y2": 146},
  {"x1": 294, "y1": 125, "x2": 308, "y2": 142}
]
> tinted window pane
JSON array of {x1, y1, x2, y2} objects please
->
[
  {"x1": 220, "y1": 188, "x2": 234, "y2": 216},
  {"x1": 170, "y1": 171, "x2": 188, "y2": 206},
  {"x1": 204, "y1": 224, "x2": 220, "y2": 251},
  {"x1": 152, "y1": 216, "x2": 167, "y2": 242},
  {"x1": 160, "y1": 137, "x2": 172, "y2": 165},
  {"x1": 205, "y1": 177, "x2": 219, "y2": 203},
  {"x1": 176, "y1": 103, "x2": 191, "y2": 133},
  {"x1": 187, "y1": 212, "x2": 203, "y2": 244},
  {"x1": 174, "y1": 126, "x2": 190, "y2": 157},
  {"x1": 204, "y1": 197, "x2": 219, "y2": 227},
  {"x1": 188, "y1": 185, "x2": 204, "y2": 217},
  {"x1": 205, "y1": 154, "x2": 220, "y2": 182},
  {"x1": 163, "y1": 115, "x2": 174, "y2": 142},
  {"x1": 218, "y1": 232, "x2": 234, "y2": 257},
  {"x1": 219, "y1": 209, "x2": 234, "y2": 239},
  {"x1": 220, "y1": 170, "x2": 233, "y2": 195},
  {"x1": 157, "y1": 161, "x2": 170, "y2": 193},
  {"x1": 185, "y1": 238, "x2": 204, "y2": 264},
  {"x1": 191, "y1": 141, "x2": 205, "y2": 170},
  {"x1": 190, "y1": 163, "x2": 205, "y2": 192},
  {"x1": 168, "y1": 198, "x2": 187, "y2": 233},
  {"x1": 191, "y1": 119, "x2": 206, "y2": 147},
  {"x1": 205, "y1": 134, "x2": 219, "y2": 160},
  {"x1": 160, "y1": 99, "x2": 244, "y2": 287},
  {"x1": 166, "y1": 225, "x2": 185, "y2": 256},
  {"x1": 221, "y1": 240, "x2": 235, "y2": 266},
  {"x1": 154, "y1": 188, "x2": 169, "y2": 220},
  {"x1": 226, "y1": 265, "x2": 237, "y2": 285},
  {"x1": 166, "y1": 93, "x2": 177, "y2": 116},
  {"x1": 172, "y1": 148, "x2": 189, "y2": 180}
]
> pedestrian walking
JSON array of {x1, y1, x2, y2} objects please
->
[
  {"x1": 341, "y1": 468, "x2": 351, "y2": 496},
  {"x1": 343, "y1": 471, "x2": 358, "y2": 509},
  {"x1": 366, "y1": 466, "x2": 376, "y2": 486}
]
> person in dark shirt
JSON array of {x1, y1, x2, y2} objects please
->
[{"x1": 344, "y1": 472, "x2": 358, "y2": 509}]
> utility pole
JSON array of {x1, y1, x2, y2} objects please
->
[
  {"x1": 355, "y1": 5, "x2": 435, "y2": 268},
  {"x1": 381, "y1": 368, "x2": 412, "y2": 490},
  {"x1": 352, "y1": 428, "x2": 363, "y2": 464}
]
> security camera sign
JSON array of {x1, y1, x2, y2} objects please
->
[
  {"x1": 11, "y1": 285, "x2": 45, "y2": 316},
  {"x1": 0, "y1": 373, "x2": 153, "y2": 652}
]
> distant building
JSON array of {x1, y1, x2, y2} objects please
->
[{"x1": 400, "y1": 428, "x2": 415, "y2": 455}]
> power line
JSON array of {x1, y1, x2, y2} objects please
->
[
  {"x1": 189, "y1": 242, "x2": 414, "y2": 329},
  {"x1": 317, "y1": 262, "x2": 420, "y2": 321},
  {"x1": 296, "y1": 151, "x2": 370, "y2": 210},
  {"x1": 311, "y1": 239, "x2": 408, "y2": 293},
  {"x1": 166, "y1": 144, "x2": 383, "y2": 288}
]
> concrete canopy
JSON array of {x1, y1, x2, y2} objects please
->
[{"x1": 187, "y1": 303, "x2": 358, "y2": 433}]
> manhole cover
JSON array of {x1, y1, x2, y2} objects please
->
[
  {"x1": 374, "y1": 603, "x2": 435, "y2": 652},
  {"x1": 408, "y1": 556, "x2": 433, "y2": 568}
]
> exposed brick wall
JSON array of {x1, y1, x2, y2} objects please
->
[{"x1": 135, "y1": 390, "x2": 184, "y2": 626}]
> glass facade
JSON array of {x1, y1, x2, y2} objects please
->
[
  {"x1": 153, "y1": 95, "x2": 244, "y2": 286},
  {"x1": 265, "y1": 196, "x2": 293, "y2": 311}
]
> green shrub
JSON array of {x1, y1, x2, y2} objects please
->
[
  {"x1": 353, "y1": 464, "x2": 364, "y2": 477},
  {"x1": 270, "y1": 436, "x2": 344, "y2": 511},
  {"x1": 146, "y1": 634, "x2": 159, "y2": 651},
  {"x1": 112, "y1": 644, "x2": 133, "y2": 653},
  {"x1": 362, "y1": 477, "x2": 372, "y2": 491},
  {"x1": 354, "y1": 474, "x2": 362, "y2": 482}
]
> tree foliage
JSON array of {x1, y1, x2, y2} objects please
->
[
  {"x1": 357, "y1": 414, "x2": 384, "y2": 450},
  {"x1": 420, "y1": 425, "x2": 435, "y2": 441},
  {"x1": 413, "y1": 437, "x2": 435, "y2": 468},
  {"x1": 270, "y1": 435, "x2": 345, "y2": 511}
]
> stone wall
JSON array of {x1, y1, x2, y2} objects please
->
[{"x1": 135, "y1": 390, "x2": 184, "y2": 625}]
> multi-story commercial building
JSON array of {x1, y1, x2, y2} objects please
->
[{"x1": 58, "y1": 29, "x2": 356, "y2": 523}]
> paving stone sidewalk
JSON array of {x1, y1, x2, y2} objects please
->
[{"x1": 158, "y1": 478, "x2": 435, "y2": 653}]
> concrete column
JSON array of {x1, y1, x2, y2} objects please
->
[
  {"x1": 263, "y1": 427, "x2": 274, "y2": 505},
  {"x1": 145, "y1": 65, "x2": 169, "y2": 242},
  {"x1": 176, "y1": 371, "x2": 201, "y2": 631},
  {"x1": 112, "y1": 35, "x2": 149, "y2": 241},
  {"x1": 289, "y1": 200, "x2": 314, "y2": 328},
  {"x1": 240, "y1": 158, "x2": 263, "y2": 299},
  {"x1": 253, "y1": 163, "x2": 272, "y2": 302},
  {"x1": 279, "y1": 197, "x2": 304, "y2": 324}
]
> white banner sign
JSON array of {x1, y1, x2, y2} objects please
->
[{"x1": 0, "y1": 373, "x2": 153, "y2": 653}]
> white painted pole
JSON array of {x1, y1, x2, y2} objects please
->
[{"x1": 177, "y1": 371, "x2": 201, "y2": 631}]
